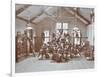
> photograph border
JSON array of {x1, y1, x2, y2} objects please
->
[{"x1": 11, "y1": 0, "x2": 96, "y2": 77}]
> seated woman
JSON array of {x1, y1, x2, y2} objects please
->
[
  {"x1": 45, "y1": 47, "x2": 50, "y2": 59},
  {"x1": 52, "y1": 52, "x2": 63, "y2": 63},
  {"x1": 51, "y1": 46, "x2": 63, "y2": 63},
  {"x1": 38, "y1": 44, "x2": 49, "y2": 60},
  {"x1": 70, "y1": 45, "x2": 80, "y2": 58},
  {"x1": 82, "y1": 41, "x2": 94, "y2": 60},
  {"x1": 58, "y1": 47, "x2": 65, "y2": 62},
  {"x1": 38, "y1": 47, "x2": 44, "y2": 60},
  {"x1": 84, "y1": 45, "x2": 94, "y2": 61},
  {"x1": 63, "y1": 45, "x2": 71, "y2": 61},
  {"x1": 52, "y1": 49, "x2": 58, "y2": 62}
]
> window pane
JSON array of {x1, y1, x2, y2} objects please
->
[
  {"x1": 56, "y1": 23, "x2": 62, "y2": 29},
  {"x1": 63, "y1": 23, "x2": 68, "y2": 34},
  {"x1": 44, "y1": 38, "x2": 49, "y2": 44},
  {"x1": 78, "y1": 31, "x2": 80, "y2": 37},
  {"x1": 44, "y1": 30, "x2": 49, "y2": 44},
  {"x1": 73, "y1": 27, "x2": 81, "y2": 45},
  {"x1": 44, "y1": 30, "x2": 49, "y2": 37},
  {"x1": 63, "y1": 23, "x2": 68, "y2": 29}
]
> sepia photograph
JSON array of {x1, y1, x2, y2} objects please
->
[{"x1": 15, "y1": 4, "x2": 94, "y2": 73}]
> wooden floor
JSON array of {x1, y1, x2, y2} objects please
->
[{"x1": 15, "y1": 55, "x2": 94, "y2": 73}]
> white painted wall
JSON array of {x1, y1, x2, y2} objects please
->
[
  {"x1": 87, "y1": 23, "x2": 94, "y2": 45},
  {"x1": 15, "y1": 18, "x2": 27, "y2": 34}
]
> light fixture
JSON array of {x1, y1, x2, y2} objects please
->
[
  {"x1": 26, "y1": 23, "x2": 33, "y2": 30},
  {"x1": 26, "y1": 15, "x2": 33, "y2": 30}
]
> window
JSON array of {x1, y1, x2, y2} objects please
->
[
  {"x1": 73, "y1": 27, "x2": 81, "y2": 45},
  {"x1": 56, "y1": 23, "x2": 62, "y2": 33},
  {"x1": 56, "y1": 22, "x2": 68, "y2": 34},
  {"x1": 56, "y1": 23, "x2": 62, "y2": 29},
  {"x1": 63, "y1": 23, "x2": 68, "y2": 34},
  {"x1": 44, "y1": 30, "x2": 50, "y2": 44}
]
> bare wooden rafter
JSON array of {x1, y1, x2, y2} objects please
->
[
  {"x1": 16, "y1": 5, "x2": 37, "y2": 25},
  {"x1": 16, "y1": 16, "x2": 37, "y2": 25},
  {"x1": 64, "y1": 8, "x2": 91, "y2": 25},
  {"x1": 72, "y1": 8, "x2": 91, "y2": 25},
  {"x1": 16, "y1": 5, "x2": 91, "y2": 25},
  {"x1": 16, "y1": 5, "x2": 31, "y2": 16}
]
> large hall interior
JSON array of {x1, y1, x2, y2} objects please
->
[{"x1": 15, "y1": 4, "x2": 94, "y2": 73}]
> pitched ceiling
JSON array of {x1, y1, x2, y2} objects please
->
[{"x1": 16, "y1": 4, "x2": 94, "y2": 25}]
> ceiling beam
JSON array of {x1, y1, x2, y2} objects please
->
[
  {"x1": 16, "y1": 16, "x2": 28, "y2": 22},
  {"x1": 72, "y1": 8, "x2": 91, "y2": 25},
  {"x1": 64, "y1": 8, "x2": 91, "y2": 25},
  {"x1": 16, "y1": 5, "x2": 44, "y2": 25},
  {"x1": 16, "y1": 16, "x2": 37, "y2": 25},
  {"x1": 30, "y1": 7, "x2": 58, "y2": 23},
  {"x1": 16, "y1": 5, "x2": 31, "y2": 16}
]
